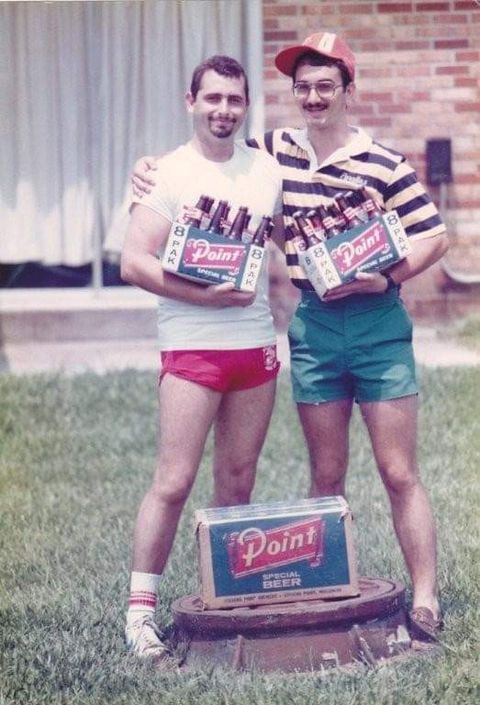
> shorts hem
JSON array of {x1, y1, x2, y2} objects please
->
[
  {"x1": 159, "y1": 369, "x2": 225, "y2": 392},
  {"x1": 161, "y1": 368, "x2": 280, "y2": 393},
  {"x1": 293, "y1": 394, "x2": 352, "y2": 404},
  {"x1": 356, "y1": 388, "x2": 418, "y2": 403},
  {"x1": 292, "y1": 389, "x2": 418, "y2": 405}
]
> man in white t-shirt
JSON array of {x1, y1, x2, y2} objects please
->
[{"x1": 120, "y1": 55, "x2": 282, "y2": 667}]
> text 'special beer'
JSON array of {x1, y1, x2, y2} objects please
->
[
  {"x1": 252, "y1": 216, "x2": 273, "y2": 246},
  {"x1": 207, "y1": 200, "x2": 230, "y2": 235}
]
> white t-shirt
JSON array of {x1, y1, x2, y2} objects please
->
[{"x1": 132, "y1": 141, "x2": 282, "y2": 351}]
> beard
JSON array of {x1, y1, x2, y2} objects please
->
[{"x1": 209, "y1": 118, "x2": 236, "y2": 138}]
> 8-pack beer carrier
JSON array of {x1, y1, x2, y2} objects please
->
[
  {"x1": 162, "y1": 196, "x2": 273, "y2": 293},
  {"x1": 291, "y1": 189, "x2": 411, "y2": 298},
  {"x1": 195, "y1": 496, "x2": 359, "y2": 609}
]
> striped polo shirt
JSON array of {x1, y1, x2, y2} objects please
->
[{"x1": 246, "y1": 127, "x2": 446, "y2": 291}]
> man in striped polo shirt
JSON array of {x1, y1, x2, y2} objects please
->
[
  {"x1": 132, "y1": 33, "x2": 448, "y2": 643},
  {"x1": 262, "y1": 32, "x2": 448, "y2": 644}
]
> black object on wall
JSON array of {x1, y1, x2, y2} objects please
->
[
  {"x1": 426, "y1": 138, "x2": 452, "y2": 186},
  {"x1": 0, "y1": 262, "x2": 127, "y2": 288}
]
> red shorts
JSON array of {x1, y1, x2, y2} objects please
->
[{"x1": 160, "y1": 346, "x2": 280, "y2": 392}]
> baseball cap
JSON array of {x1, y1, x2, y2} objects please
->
[{"x1": 275, "y1": 32, "x2": 355, "y2": 82}]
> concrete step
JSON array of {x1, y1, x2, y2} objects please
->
[
  {"x1": 1, "y1": 287, "x2": 479, "y2": 375},
  {"x1": 0, "y1": 287, "x2": 157, "y2": 343}
]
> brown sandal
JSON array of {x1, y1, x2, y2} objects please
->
[{"x1": 408, "y1": 607, "x2": 444, "y2": 642}]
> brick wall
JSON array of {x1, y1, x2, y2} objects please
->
[{"x1": 262, "y1": 0, "x2": 480, "y2": 322}]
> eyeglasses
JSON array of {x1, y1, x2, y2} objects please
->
[{"x1": 292, "y1": 81, "x2": 343, "y2": 100}]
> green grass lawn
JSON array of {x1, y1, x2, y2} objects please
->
[
  {"x1": 453, "y1": 315, "x2": 480, "y2": 352},
  {"x1": 0, "y1": 368, "x2": 479, "y2": 705}
]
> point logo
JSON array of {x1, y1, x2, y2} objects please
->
[
  {"x1": 226, "y1": 517, "x2": 325, "y2": 578},
  {"x1": 183, "y1": 238, "x2": 245, "y2": 273},
  {"x1": 331, "y1": 223, "x2": 390, "y2": 275}
]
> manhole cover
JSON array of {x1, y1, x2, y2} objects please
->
[{"x1": 172, "y1": 576, "x2": 412, "y2": 672}]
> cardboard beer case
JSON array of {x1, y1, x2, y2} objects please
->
[
  {"x1": 195, "y1": 496, "x2": 359, "y2": 609},
  {"x1": 298, "y1": 210, "x2": 411, "y2": 298},
  {"x1": 162, "y1": 221, "x2": 265, "y2": 292}
]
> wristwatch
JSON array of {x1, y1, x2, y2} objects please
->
[{"x1": 383, "y1": 272, "x2": 398, "y2": 292}]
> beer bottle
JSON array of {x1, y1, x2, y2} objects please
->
[
  {"x1": 183, "y1": 194, "x2": 214, "y2": 228},
  {"x1": 317, "y1": 204, "x2": 342, "y2": 238},
  {"x1": 205, "y1": 196, "x2": 215, "y2": 215},
  {"x1": 306, "y1": 209, "x2": 327, "y2": 243},
  {"x1": 347, "y1": 190, "x2": 369, "y2": 223},
  {"x1": 207, "y1": 199, "x2": 230, "y2": 235},
  {"x1": 335, "y1": 193, "x2": 363, "y2": 228},
  {"x1": 252, "y1": 215, "x2": 273, "y2": 246},
  {"x1": 292, "y1": 210, "x2": 321, "y2": 246},
  {"x1": 360, "y1": 187, "x2": 382, "y2": 220},
  {"x1": 287, "y1": 224, "x2": 309, "y2": 253},
  {"x1": 329, "y1": 202, "x2": 348, "y2": 233},
  {"x1": 226, "y1": 206, "x2": 250, "y2": 241}
]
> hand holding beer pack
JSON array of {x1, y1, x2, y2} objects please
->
[{"x1": 203, "y1": 281, "x2": 256, "y2": 308}]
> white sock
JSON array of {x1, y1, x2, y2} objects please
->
[{"x1": 126, "y1": 571, "x2": 161, "y2": 626}]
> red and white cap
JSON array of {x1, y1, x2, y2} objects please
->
[{"x1": 275, "y1": 32, "x2": 356, "y2": 82}]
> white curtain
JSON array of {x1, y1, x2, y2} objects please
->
[{"x1": 0, "y1": 0, "x2": 263, "y2": 266}]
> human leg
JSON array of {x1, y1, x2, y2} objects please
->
[
  {"x1": 126, "y1": 374, "x2": 221, "y2": 661},
  {"x1": 132, "y1": 373, "x2": 221, "y2": 574},
  {"x1": 297, "y1": 399, "x2": 353, "y2": 497},
  {"x1": 212, "y1": 378, "x2": 276, "y2": 506},
  {"x1": 360, "y1": 396, "x2": 440, "y2": 621}
]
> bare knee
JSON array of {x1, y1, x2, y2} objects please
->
[
  {"x1": 310, "y1": 458, "x2": 347, "y2": 497},
  {"x1": 379, "y1": 461, "x2": 420, "y2": 498},
  {"x1": 214, "y1": 459, "x2": 256, "y2": 506},
  {"x1": 311, "y1": 475, "x2": 346, "y2": 498},
  {"x1": 220, "y1": 489, "x2": 252, "y2": 506},
  {"x1": 149, "y1": 467, "x2": 195, "y2": 508}
]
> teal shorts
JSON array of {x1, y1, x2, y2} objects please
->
[{"x1": 288, "y1": 290, "x2": 417, "y2": 404}]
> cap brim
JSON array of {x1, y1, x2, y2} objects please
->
[
  {"x1": 274, "y1": 46, "x2": 313, "y2": 77},
  {"x1": 274, "y1": 44, "x2": 355, "y2": 81}
]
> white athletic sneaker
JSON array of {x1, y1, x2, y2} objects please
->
[{"x1": 125, "y1": 616, "x2": 178, "y2": 669}]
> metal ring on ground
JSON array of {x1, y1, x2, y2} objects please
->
[{"x1": 172, "y1": 577, "x2": 412, "y2": 672}]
